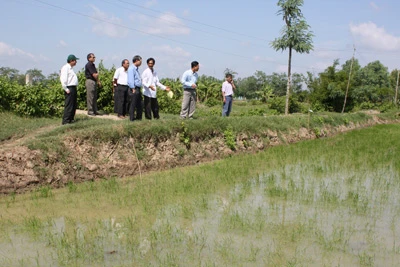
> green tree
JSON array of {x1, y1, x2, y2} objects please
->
[
  {"x1": 223, "y1": 68, "x2": 238, "y2": 79},
  {"x1": 0, "y1": 67, "x2": 25, "y2": 84},
  {"x1": 256, "y1": 84, "x2": 275, "y2": 103},
  {"x1": 271, "y1": 0, "x2": 314, "y2": 114},
  {"x1": 352, "y1": 60, "x2": 390, "y2": 104},
  {"x1": 26, "y1": 68, "x2": 45, "y2": 85}
]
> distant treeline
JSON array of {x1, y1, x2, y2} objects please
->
[{"x1": 0, "y1": 58, "x2": 398, "y2": 117}]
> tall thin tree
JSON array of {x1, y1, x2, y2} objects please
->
[
  {"x1": 395, "y1": 70, "x2": 399, "y2": 105},
  {"x1": 342, "y1": 45, "x2": 356, "y2": 113},
  {"x1": 271, "y1": 0, "x2": 314, "y2": 115}
]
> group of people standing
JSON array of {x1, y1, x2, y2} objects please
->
[
  {"x1": 112, "y1": 56, "x2": 172, "y2": 121},
  {"x1": 59, "y1": 53, "x2": 102, "y2": 125},
  {"x1": 59, "y1": 54, "x2": 235, "y2": 125}
]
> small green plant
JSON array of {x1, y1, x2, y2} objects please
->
[
  {"x1": 242, "y1": 139, "x2": 249, "y2": 148},
  {"x1": 313, "y1": 127, "x2": 321, "y2": 137},
  {"x1": 224, "y1": 125, "x2": 236, "y2": 150},
  {"x1": 34, "y1": 186, "x2": 53, "y2": 198},
  {"x1": 67, "y1": 181, "x2": 77, "y2": 193},
  {"x1": 179, "y1": 122, "x2": 191, "y2": 149}
]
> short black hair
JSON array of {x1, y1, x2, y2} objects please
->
[
  {"x1": 147, "y1": 57, "x2": 155, "y2": 64},
  {"x1": 132, "y1": 55, "x2": 142, "y2": 63},
  {"x1": 87, "y1": 53, "x2": 94, "y2": 60},
  {"x1": 191, "y1": 61, "x2": 199, "y2": 68},
  {"x1": 225, "y1": 73, "x2": 232, "y2": 79},
  {"x1": 121, "y1": 59, "x2": 129, "y2": 66}
]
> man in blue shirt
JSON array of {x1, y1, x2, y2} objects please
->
[
  {"x1": 180, "y1": 61, "x2": 199, "y2": 119},
  {"x1": 127, "y1": 55, "x2": 143, "y2": 121}
]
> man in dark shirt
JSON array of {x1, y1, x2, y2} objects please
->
[{"x1": 85, "y1": 53, "x2": 101, "y2": 116}]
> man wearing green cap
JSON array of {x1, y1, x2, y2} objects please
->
[{"x1": 60, "y1": 54, "x2": 79, "y2": 125}]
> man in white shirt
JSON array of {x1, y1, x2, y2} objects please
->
[
  {"x1": 141, "y1": 58, "x2": 170, "y2": 120},
  {"x1": 221, "y1": 73, "x2": 235, "y2": 117},
  {"x1": 60, "y1": 54, "x2": 79, "y2": 125},
  {"x1": 113, "y1": 59, "x2": 130, "y2": 118}
]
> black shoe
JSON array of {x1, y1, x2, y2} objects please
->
[
  {"x1": 94, "y1": 112, "x2": 102, "y2": 116},
  {"x1": 88, "y1": 112, "x2": 96, "y2": 116}
]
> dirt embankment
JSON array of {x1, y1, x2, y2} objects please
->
[{"x1": 0, "y1": 115, "x2": 395, "y2": 194}]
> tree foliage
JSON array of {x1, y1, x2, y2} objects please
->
[{"x1": 271, "y1": 0, "x2": 314, "y2": 115}]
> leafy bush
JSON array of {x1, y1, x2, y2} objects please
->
[
  {"x1": 0, "y1": 76, "x2": 15, "y2": 111},
  {"x1": 204, "y1": 97, "x2": 220, "y2": 107},
  {"x1": 268, "y1": 96, "x2": 302, "y2": 114}
]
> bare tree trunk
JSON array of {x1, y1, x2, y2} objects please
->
[
  {"x1": 342, "y1": 46, "x2": 356, "y2": 113},
  {"x1": 285, "y1": 47, "x2": 292, "y2": 115}
]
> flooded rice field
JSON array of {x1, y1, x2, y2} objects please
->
[{"x1": 1, "y1": 124, "x2": 400, "y2": 266}]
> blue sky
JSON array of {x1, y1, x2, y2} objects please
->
[{"x1": 1, "y1": 0, "x2": 400, "y2": 79}]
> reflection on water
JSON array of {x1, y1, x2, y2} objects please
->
[{"x1": 1, "y1": 164, "x2": 400, "y2": 266}]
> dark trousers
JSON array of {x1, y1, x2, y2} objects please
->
[
  {"x1": 115, "y1": 84, "x2": 129, "y2": 116},
  {"x1": 144, "y1": 95, "x2": 159, "y2": 120},
  {"x1": 62, "y1": 86, "x2": 77, "y2": 124},
  {"x1": 128, "y1": 88, "x2": 143, "y2": 121}
]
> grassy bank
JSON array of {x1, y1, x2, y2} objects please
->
[{"x1": 1, "y1": 124, "x2": 400, "y2": 266}]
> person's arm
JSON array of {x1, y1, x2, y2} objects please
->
[
  {"x1": 222, "y1": 82, "x2": 226, "y2": 103},
  {"x1": 89, "y1": 64, "x2": 101, "y2": 86},
  {"x1": 155, "y1": 74, "x2": 167, "y2": 91},
  {"x1": 181, "y1": 71, "x2": 193, "y2": 87},
  {"x1": 127, "y1": 67, "x2": 135, "y2": 92},
  {"x1": 60, "y1": 66, "x2": 70, "y2": 93},
  {"x1": 134, "y1": 69, "x2": 142, "y2": 88},
  {"x1": 142, "y1": 69, "x2": 153, "y2": 90},
  {"x1": 113, "y1": 69, "x2": 119, "y2": 91}
]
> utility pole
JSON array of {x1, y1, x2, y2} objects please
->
[
  {"x1": 342, "y1": 45, "x2": 356, "y2": 114},
  {"x1": 395, "y1": 70, "x2": 399, "y2": 105}
]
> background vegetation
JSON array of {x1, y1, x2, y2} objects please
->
[{"x1": 1, "y1": 56, "x2": 399, "y2": 118}]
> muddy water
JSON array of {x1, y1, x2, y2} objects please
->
[{"x1": 1, "y1": 164, "x2": 400, "y2": 266}]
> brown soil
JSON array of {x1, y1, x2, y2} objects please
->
[{"x1": 0, "y1": 114, "x2": 396, "y2": 194}]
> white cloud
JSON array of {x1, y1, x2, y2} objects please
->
[
  {"x1": 58, "y1": 40, "x2": 68, "y2": 47},
  {"x1": 90, "y1": 5, "x2": 129, "y2": 38},
  {"x1": 152, "y1": 45, "x2": 191, "y2": 58},
  {"x1": 312, "y1": 50, "x2": 340, "y2": 59},
  {"x1": 350, "y1": 22, "x2": 400, "y2": 51},
  {"x1": 0, "y1": 42, "x2": 50, "y2": 73},
  {"x1": 147, "y1": 45, "x2": 192, "y2": 78},
  {"x1": 144, "y1": 0, "x2": 157, "y2": 8},
  {"x1": 370, "y1": 2, "x2": 379, "y2": 11},
  {"x1": 0, "y1": 42, "x2": 35, "y2": 59},
  {"x1": 133, "y1": 12, "x2": 190, "y2": 36},
  {"x1": 253, "y1": 55, "x2": 280, "y2": 64},
  {"x1": 183, "y1": 9, "x2": 190, "y2": 17}
]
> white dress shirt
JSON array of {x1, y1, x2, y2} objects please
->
[
  {"x1": 113, "y1": 66, "x2": 128, "y2": 85},
  {"x1": 60, "y1": 63, "x2": 78, "y2": 91},
  {"x1": 142, "y1": 67, "x2": 166, "y2": 98},
  {"x1": 221, "y1": 81, "x2": 234, "y2": 96}
]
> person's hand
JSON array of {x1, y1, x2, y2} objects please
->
[
  {"x1": 132, "y1": 88, "x2": 136, "y2": 94},
  {"x1": 66, "y1": 89, "x2": 70, "y2": 94},
  {"x1": 166, "y1": 86, "x2": 171, "y2": 91},
  {"x1": 191, "y1": 84, "x2": 197, "y2": 89},
  {"x1": 150, "y1": 86, "x2": 155, "y2": 91},
  {"x1": 223, "y1": 97, "x2": 226, "y2": 103}
]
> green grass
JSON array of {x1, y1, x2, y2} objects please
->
[
  {"x1": 1, "y1": 124, "x2": 400, "y2": 265},
  {"x1": 0, "y1": 111, "x2": 59, "y2": 141}
]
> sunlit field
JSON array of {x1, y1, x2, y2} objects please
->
[{"x1": 1, "y1": 124, "x2": 399, "y2": 266}]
